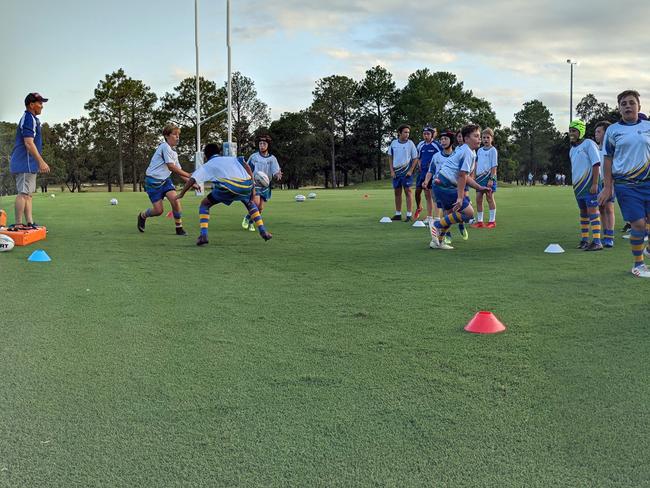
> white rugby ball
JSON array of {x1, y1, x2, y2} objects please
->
[
  {"x1": 50, "y1": 194, "x2": 56, "y2": 198},
  {"x1": 0, "y1": 234, "x2": 15, "y2": 252},
  {"x1": 295, "y1": 194, "x2": 306, "y2": 202},
  {"x1": 307, "y1": 192, "x2": 317, "y2": 199},
  {"x1": 110, "y1": 198, "x2": 118, "y2": 206},
  {"x1": 254, "y1": 171, "x2": 270, "y2": 188}
]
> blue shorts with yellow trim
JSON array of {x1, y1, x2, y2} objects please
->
[
  {"x1": 144, "y1": 176, "x2": 175, "y2": 203},
  {"x1": 208, "y1": 178, "x2": 253, "y2": 206},
  {"x1": 255, "y1": 185, "x2": 272, "y2": 201},
  {"x1": 615, "y1": 180, "x2": 650, "y2": 222},
  {"x1": 575, "y1": 192, "x2": 599, "y2": 209},
  {"x1": 433, "y1": 185, "x2": 471, "y2": 212}
]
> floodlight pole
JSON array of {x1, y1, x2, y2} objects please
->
[
  {"x1": 227, "y1": 0, "x2": 232, "y2": 146},
  {"x1": 194, "y1": 0, "x2": 204, "y2": 194},
  {"x1": 567, "y1": 59, "x2": 577, "y2": 122}
]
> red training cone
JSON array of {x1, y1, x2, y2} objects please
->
[
  {"x1": 464, "y1": 311, "x2": 506, "y2": 334},
  {"x1": 166, "y1": 211, "x2": 173, "y2": 219}
]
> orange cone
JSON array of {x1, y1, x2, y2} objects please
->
[
  {"x1": 166, "y1": 211, "x2": 173, "y2": 219},
  {"x1": 464, "y1": 311, "x2": 506, "y2": 334}
]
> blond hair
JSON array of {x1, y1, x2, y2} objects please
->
[
  {"x1": 162, "y1": 124, "x2": 180, "y2": 137},
  {"x1": 481, "y1": 128, "x2": 494, "y2": 138}
]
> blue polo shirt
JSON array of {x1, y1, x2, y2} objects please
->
[{"x1": 10, "y1": 111, "x2": 42, "y2": 174}]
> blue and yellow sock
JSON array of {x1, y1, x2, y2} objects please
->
[
  {"x1": 589, "y1": 213, "x2": 601, "y2": 243},
  {"x1": 144, "y1": 208, "x2": 154, "y2": 218},
  {"x1": 199, "y1": 205, "x2": 210, "y2": 237},
  {"x1": 630, "y1": 229, "x2": 645, "y2": 268},
  {"x1": 173, "y1": 211, "x2": 182, "y2": 229},
  {"x1": 245, "y1": 201, "x2": 267, "y2": 235},
  {"x1": 579, "y1": 212, "x2": 589, "y2": 241}
]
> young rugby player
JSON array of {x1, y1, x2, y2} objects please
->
[
  {"x1": 242, "y1": 135, "x2": 282, "y2": 231},
  {"x1": 177, "y1": 143, "x2": 272, "y2": 246},
  {"x1": 472, "y1": 128, "x2": 498, "y2": 228},
  {"x1": 387, "y1": 125, "x2": 419, "y2": 221},
  {"x1": 598, "y1": 90, "x2": 650, "y2": 277},
  {"x1": 569, "y1": 119, "x2": 603, "y2": 251},
  {"x1": 594, "y1": 121, "x2": 616, "y2": 247},
  {"x1": 414, "y1": 126, "x2": 440, "y2": 222},
  {"x1": 137, "y1": 124, "x2": 193, "y2": 235}
]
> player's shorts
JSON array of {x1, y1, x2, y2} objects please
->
[
  {"x1": 614, "y1": 181, "x2": 650, "y2": 223},
  {"x1": 208, "y1": 179, "x2": 254, "y2": 206},
  {"x1": 15, "y1": 173, "x2": 37, "y2": 195},
  {"x1": 415, "y1": 171, "x2": 429, "y2": 190},
  {"x1": 475, "y1": 174, "x2": 497, "y2": 192},
  {"x1": 575, "y1": 192, "x2": 599, "y2": 209},
  {"x1": 392, "y1": 175, "x2": 412, "y2": 189},
  {"x1": 144, "y1": 176, "x2": 176, "y2": 203},
  {"x1": 433, "y1": 185, "x2": 471, "y2": 212},
  {"x1": 255, "y1": 185, "x2": 271, "y2": 202}
]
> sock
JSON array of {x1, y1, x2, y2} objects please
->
[
  {"x1": 477, "y1": 211, "x2": 483, "y2": 222},
  {"x1": 445, "y1": 231, "x2": 452, "y2": 238},
  {"x1": 437, "y1": 212, "x2": 467, "y2": 239},
  {"x1": 458, "y1": 223, "x2": 465, "y2": 233},
  {"x1": 394, "y1": 211, "x2": 402, "y2": 216},
  {"x1": 245, "y1": 200, "x2": 268, "y2": 235},
  {"x1": 489, "y1": 209, "x2": 496, "y2": 222},
  {"x1": 589, "y1": 213, "x2": 601, "y2": 243},
  {"x1": 244, "y1": 214, "x2": 250, "y2": 223},
  {"x1": 144, "y1": 208, "x2": 154, "y2": 218},
  {"x1": 580, "y1": 212, "x2": 589, "y2": 241},
  {"x1": 630, "y1": 229, "x2": 645, "y2": 267},
  {"x1": 604, "y1": 229, "x2": 614, "y2": 242},
  {"x1": 406, "y1": 211, "x2": 412, "y2": 217},
  {"x1": 173, "y1": 211, "x2": 182, "y2": 229},
  {"x1": 199, "y1": 205, "x2": 210, "y2": 237}
]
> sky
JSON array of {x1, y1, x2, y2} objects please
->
[{"x1": 2, "y1": 0, "x2": 650, "y2": 131}]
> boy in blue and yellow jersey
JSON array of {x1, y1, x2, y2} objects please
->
[
  {"x1": 387, "y1": 125, "x2": 419, "y2": 221},
  {"x1": 594, "y1": 120, "x2": 616, "y2": 247},
  {"x1": 137, "y1": 124, "x2": 194, "y2": 236},
  {"x1": 414, "y1": 126, "x2": 440, "y2": 222},
  {"x1": 598, "y1": 90, "x2": 650, "y2": 277},
  {"x1": 177, "y1": 143, "x2": 272, "y2": 246},
  {"x1": 569, "y1": 119, "x2": 603, "y2": 251},
  {"x1": 472, "y1": 128, "x2": 498, "y2": 228},
  {"x1": 428, "y1": 125, "x2": 492, "y2": 250},
  {"x1": 241, "y1": 135, "x2": 282, "y2": 231}
]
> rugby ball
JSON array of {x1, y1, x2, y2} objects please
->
[
  {"x1": 0, "y1": 234, "x2": 15, "y2": 252},
  {"x1": 110, "y1": 198, "x2": 118, "y2": 205},
  {"x1": 307, "y1": 192, "x2": 317, "y2": 199},
  {"x1": 295, "y1": 194, "x2": 306, "y2": 202},
  {"x1": 254, "y1": 171, "x2": 270, "y2": 188},
  {"x1": 50, "y1": 194, "x2": 56, "y2": 198}
]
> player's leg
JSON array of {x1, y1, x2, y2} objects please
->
[
  {"x1": 392, "y1": 182, "x2": 403, "y2": 220},
  {"x1": 404, "y1": 176, "x2": 413, "y2": 221},
  {"x1": 166, "y1": 190, "x2": 187, "y2": 235},
  {"x1": 475, "y1": 190, "x2": 484, "y2": 224},
  {"x1": 138, "y1": 198, "x2": 164, "y2": 232},
  {"x1": 424, "y1": 188, "x2": 433, "y2": 223},
  {"x1": 586, "y1": 204, "x2": 603, "y2": 251},
  {"x1": 414, "y1": 187, "x2": 423, "y2": 220},
  {"x1": 600, "y1": 201, "x2": 615, "y2": 247},
  {"x1": 615, "y1": 184, "x2": 649, "y2": 276},
  {"x1": 577, "y1": 200, "x2": 589, "y2": 249},
  {"x1": 138, "y1": 180, "x2": 167, "y2": 232},
  {"x1": 196, "y1": 196, "x2": 215, "y2": 246},
  {"x1": 486, "y1": 186, "x2": 497, "y2": 228},
  {"x1": 249, "y1": 194, "x2": 264, "y2": 231},
  {"x1": 243, "y1": 199, "x2": 272, "y2": 241}
]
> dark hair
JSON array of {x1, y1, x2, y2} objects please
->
[
  {"x1": 594, "y1": 120, "x2": 611, "y2": 131},
  {"x1": 461, "y1": 124, "x2": 481, "y2": 140},
  {"x1": 203, "y1": 143, "x2": 221, "y2": 160},
  {"x1": 617, "y1": 90, "x2": 640, "y2": 105},
  {"x1": 397, "y1": 124, "x2": 410, "y2": 134}
]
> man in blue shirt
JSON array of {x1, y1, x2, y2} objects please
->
[
  {"x1": 9, "y1": 93, "x2": 51, "y2": 230},
  {"x1": 414, "y1": 126, "x2": 440, "y2": 223}
]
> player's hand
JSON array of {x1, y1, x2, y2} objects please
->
[
  {"x1": 590, "y1": 184, "x2": 598, "y2": 195},
  {"x1": 39, "y1": 162, "x2": 50, "y2": 173},
  {"x1": 176, "y1": 192, "x2": 185, "y2": 200},
  {"x1": 192, "y1": 183, "x2": 201, "y2": 191},
  {"x1": 406, "y1": 172, "x2": 412, "y2": 177},
  {"x1": 452, "y1": 198, "x2": 463, "y2": 212},
  {"x1": 598, "y1": 187, "x2": 611, "y2": 206},
  {"x1": 422, "y1": 181, "x2": 428, "y2": 189}
]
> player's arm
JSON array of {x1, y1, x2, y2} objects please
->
[
  {"x1": 241, "y1": 160, "x2": 253, "y2": 178},
  {"x1": 388, "y1": 155, "x2": 395, "y2": 178},
  {"x1": 598, "y1": 156, "x2": 613, "y2": 205},
  {"x1": 24, "y1": 137, "x2": 50, "y2": 173},
  {"x1": 590, "y1": 162, "x2": 600, "y2": 195},
  {"x1": 407, "y1": 158, "x2": 419, "y2": 177},
  {"x1": 177, "y1": 177, "x2": 197, "y2": 199},
  {"x1": 465, "y1": 173, "x2": 491, "y2": 192},
  {"x1": 166, "y1": 163, "x2": 192, "y2": 181}
]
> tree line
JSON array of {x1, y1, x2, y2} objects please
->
[{"x1": 0, "y1": 66, "x2": 623, "y2": 193}]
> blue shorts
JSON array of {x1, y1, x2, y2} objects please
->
[
  {"x1": 615, "y1": 181, "x2": 650, "y2": 223},
  {"x1": 415, "y1": 172, "x2": 429, "y2": 190},
  {"x1": 475, "y1": 174, "x2": 497, "y2": 192},
  {"x1": 433, "y1": 186, "x2": 471, "y2": 212},
  {"x1": 255, "y1": 185, "x2": 271, "y2": 202},
  {"x1": 208, "y1": 187, "x2": 251, "y2": 206},
  {"x1": 392, "y1": 174, "x2": 412, "y2": 189},
  {"x1": 144, "y1": 176, "x2": 176, "y2": 203},
  {"x1": 575, "y1": 192, "x2": 599, "y2": 209}
]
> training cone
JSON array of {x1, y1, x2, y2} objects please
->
[
  {"x1": 544, "y1": 243, "x2": 565, "y2": 253},
  {"x1": 28, "y1": 249, "x2": 51, "y2": 262},
  {"x1": 379, "y1": 217, "x2": 392, "y2": 223},
  {"x1": 464, "y1": 311, "x2": 506, "y2": 334},
  {"x1": 166, "y1": 211, "x2": 173, "y2": 219},
  {"x1": 412, "y1": 220, "x2": 426, "y2": 228},
  {"x1": 363, "y1": 194, "x2": 369, "y2": 199}
]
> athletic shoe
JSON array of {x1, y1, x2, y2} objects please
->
[
  {"x1": 175, "y1": 227, "x2": 187, "y2": 236},
  {"x1": 248, "y1": 222, "x2": 256, "y2": 232},
  {"x1": 486, "y1": 221, "x2": 496, "y2": 228},
  {"x1": 603, "y1": 238, "x2": 615, "y2": 248},
  {"x1": 196, "y1": 235, "x2": 209, "y2": 246},
  {"x1": 622, "y1": 222, "x2": 632, "y2": 233},
  {"x1": 26, "y1": 222, "x2": 41, "y2": 229},
  {"x1": 577, "y1": 241, "x2": 589, "y2": 250},
  {"x1": 242, "y1": 216, "x2": 250, "y2": 229},
  {"x1": 429, "y1": 222, "x2": 440, "y2": 240},
  {"x1": 460, "y1": 227, "x2": 469, "y2": 240},
  {"x1": 429, "y1": 239, "x2": 440, "y2": 249},
  {"x1": 643, "y1": 247, "x2": 650, "y2": 258},
  {"x1": 137, "y1": 213, "x2": 146, "y2": 232},
  {"x1": 439, "y1": 242, "x2": 454, "y2": 250},
  {"x1": 261, "y1": 231, "x2": 273, "y2": 241},
  {"x1": 631, "y1": 264, "x2": 650, "y2": 278},
  {"x1": 413, "y1": 208, "x2": 422, "y2": 220},
  {"x1": 586, "y1": 241, "x2": 603, "y2": 251},
  {"x1": 471, "y1": 222, "x2": 484, "y2": 228},
  {"x1": 404, "y1": 216, "x2": 412, "y2": 222},
  {"x1": 444, "y1": 235, "x2": 452, "y2": 245},
  {"x1": 391, "y1": 214, "x2": 402, "y2": 221}
]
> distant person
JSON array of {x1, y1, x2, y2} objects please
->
[
  {"x1": 598, "y1": 90, "x2": 650, "y2": 277},
  {"x1": 594, "y1": 120, "x2": 616, "y2": 247},
  {"x1": 528, "y1": 172, "x2": 533, "y2": 186},
  {"x1": 542, "y1": 173, "x2": 548, "y2": 185},
  {"x1": 387, "y1": 125, "x2": 418, "y2": 222},
  {"x1": 472, "y1": 128, "x2": 498, "y2": 228},
  {"x1": 414, "y1": 126, "x2": 440, "y2": 223},
  {"x1": 242, "y1": 135, "x2": 282, "y2": 232},
  {"x1": 561, "y1": 173, "x2": 567, "y2": 186},
  {"x1": 137, "y1": 124, "x2": 194, "y2": 235},
  {"x1": 9, "y1": 92, "x2": 51, "y2": 230},
  {"x1": 177, "y1": 143, "x2": 272, "y2": 246},
  {"x1": 569, "y1": 119, "x2": 602, "y2": 251}
]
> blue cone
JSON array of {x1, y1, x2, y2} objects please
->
[{"x1": 28, "y1": 249, "x2": 51, "y2": 262}]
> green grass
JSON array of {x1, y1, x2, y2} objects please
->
[{"x1": 1, "y1": 187, "x2": 649, "y2": 487}]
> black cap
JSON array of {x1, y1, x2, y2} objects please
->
[{"x1": 25, "y1": 92, "x2": 48, "y2": 106}]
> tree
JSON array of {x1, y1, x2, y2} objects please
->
[
  {"x1": 575, "y1": 93, "x2": 619, "y2": 138},
  {"x1": 228, "y1": 72, "x2": 271, "y2": 156},
  {"x1": 49, "y1": 118, "x2": 93, "y2": 192},
  {"x1": 310, "y1": 75, "x2": 360, "y2": 187},
  {"x1": 358, "y1": 66, "x2": 398, "y2": 180},
  {"x1": 493, "y1": 127, "x2": 519, "y2": 183},
  {"x1": 511, "y1": 100, "x2": 559, "y2": 179}
]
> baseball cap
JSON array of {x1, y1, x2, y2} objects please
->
[{"x1": 25, "y1": 92, "x2": 49, "y2": 105}]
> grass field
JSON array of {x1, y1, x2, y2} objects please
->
[{"x1": 1, "y1": 186, "x2": 649, "y2": 487}]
